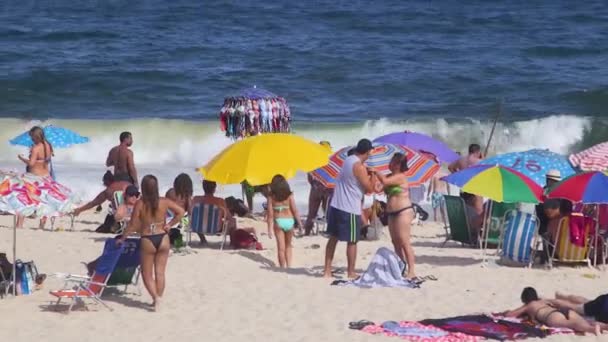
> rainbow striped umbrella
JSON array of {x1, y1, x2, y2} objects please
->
[
  {"x1": 442, "y1": 165, "x2": 543, "y2": 203},
  {"x1": 310, "y1": 143, "x2": 439, "y2": 189},
  {"x1": 546, "y1": 171, "x2": 608, "y2": 204}
]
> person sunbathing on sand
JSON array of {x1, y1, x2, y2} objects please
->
[
  {"x1": 505, "y1": 287, "x2": 607, "y2": 335},
  {"x1": 118, "y1": 175, "x2": 184, "y2": 312}
]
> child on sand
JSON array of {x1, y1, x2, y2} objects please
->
[{"x1": 267, "y1": 175, "x2": 303, "y2": 268}]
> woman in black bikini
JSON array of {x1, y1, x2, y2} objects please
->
[
  {"x1": 118, "y1": 175, "x2": 184, "y2": 311},
  {"x1": 506, "y1": 287, "x2": 607, "y2": 335},
  {"x1": 374, "y1": 153, "x2": 416, "y2": 280}
]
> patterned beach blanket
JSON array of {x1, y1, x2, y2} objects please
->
[
  {"x1": 362, "y1": 321, "x2": 482, "y2": 342},
  {"x1": 419, "y1": 315, "x2": 547, "y2": 341},
  {"x1": 334, "y1": 247, "x2": 417, "y2": 288}
]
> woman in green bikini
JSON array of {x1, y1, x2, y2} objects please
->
[
  {"x1": 374, "y1": 153, "x2": 416, "y2": 280},
  {"x1": 267, "y1": 175, "x2": 303, "y2": 268}
]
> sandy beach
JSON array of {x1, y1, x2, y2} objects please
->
[{"x1": 0, "y1": 209, "x2": 604, "y2": 342}]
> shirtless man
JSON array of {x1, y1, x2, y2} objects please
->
[
  {"x1": 448, "y1": 143, "x2": 482, "y2": 173},
  {"x1": 106, "y1": 132, "x2": 138, "y2": 186},
  {"x1": 449, "y1": 143, "x2": 484, "y2": 212},
  {"x1": 72, "y1": 171, "x2": 131, "y2": 216}
]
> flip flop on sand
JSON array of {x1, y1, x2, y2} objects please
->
[{"x1": 349, "y1": 320, "x2": 375, "y2": 330}]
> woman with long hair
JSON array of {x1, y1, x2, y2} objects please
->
[
  {"x1": 165, "y1": 173, "x2": 193, "y2": 213},
  {"x1": 16, "y1": 126, "x2": 54, "y2": 228},
  {"x1": 267, "y1": 175, "x2": 303, "y2": 268},
  {"x1": 118, "y1": 175, "x2": 184, "y2": 311},
  {"x1": 374, "y1": 153, "x2": 416, "y2": 280}
]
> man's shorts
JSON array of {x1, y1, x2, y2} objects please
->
[
  {"x1": 584, "y1": 294, "x2": 608, "y2": 323},
  {"x1": 327, "y1": 206, "x2": 361, "y2": 243}
]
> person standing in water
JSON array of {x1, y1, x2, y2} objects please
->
[
  {"x1": 16, "y1": 126, "x2": 54, "y2": 229},
  {"x1": 267, "y1": 175, "x2": 303, "y2": 268},
  {"x1": 106, "y1": 131, "x2": 138, "y2": 186},
  {"x1": 375, "y1": 153, "x2": 417, "y2": 280},
  {"x1": 323, "y1": 139, "x2": 375, "y2": 279},
  {"x1": 118, "y1": 175, "x2": 184, "y2": 312}
]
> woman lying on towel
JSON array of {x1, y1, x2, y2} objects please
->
[{"x1": 504, "y1": 287, "x2": 607, "y2": 335}]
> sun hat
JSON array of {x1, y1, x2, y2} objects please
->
[{"x1": 545, "y1": 169, "x2": 562, "y2": 182}]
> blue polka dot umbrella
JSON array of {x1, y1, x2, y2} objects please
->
[
  {"x1": 9, "y1": 124, "x2": 90, "y2": 148},
  {"x1": 478, "y1": 149, "x2": 576, "y2": 187}
]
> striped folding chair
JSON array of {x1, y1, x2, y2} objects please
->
[
  {"x1": 499, "y1": 210, "x2": 539, "y2": 267},
  {"x1": 544, "y1": 214, "x2": 592, "y2": 269},
  {"x1": 190, "y1": 203, "x2": 228, "y2": 250}
]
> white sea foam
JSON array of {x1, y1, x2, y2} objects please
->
[{"x1": 0, "y1": 115, "x2": 591, "y2": 210}]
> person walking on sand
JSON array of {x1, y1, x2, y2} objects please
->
[
  {"x1": 505, "y1": 287, "x2": 607, "y2": 335},
  {"x1": 267, "y1": 175, "x2": 303, "y2": 268},
  {"x1": 16, "y1": 126, "x2": 54, "y2": 229},
  {"x1": 118, "y1": 175, "x2": 184, "y2": 312},
  {"x1": 106, "y1": 131, "x2": 138, "y2": 186},
  {"x1": 374, "y1": 153, "x2": 417, "y2": 280},
  {"x1": 323, "y1": 139, "x2": 376, "y2": 279}
]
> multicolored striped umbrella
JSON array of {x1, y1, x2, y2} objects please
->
[
  {"x1": 546, "y1": 171, "x2": 608, "y2": 204},
  {"x1": 310, "y1": 143, "x2": 439, "y2": 189},
  {"x1": 569, "y1": 142, "x2": 608, "y2": 172},
  {"x1": 441, "y1": 165, "x2": 543, "y2": 203}
]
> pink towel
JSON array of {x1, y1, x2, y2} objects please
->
[
  {"x1": 598, "y1": 204, "x2": 608, "y2": 231},
  {"x1": 568, "y1": 214, "x2": 593, "y2": 247}
]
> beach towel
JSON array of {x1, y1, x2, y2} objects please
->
[
  {"x1": 569, "y1": 213, "x2": 594, "y2": 247},
  {"x1": 334, "y1": 247, "x2": 417, "y2": 288},
  {"x1": 362, "y1": 321, "x2": 481, "y2": 342},
  {"x1": 419, "y1": 315, "x2": 547, "y2": 341}
]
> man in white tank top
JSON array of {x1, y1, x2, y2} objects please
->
[{"x1": 323, "y1": 139, "x2": 376, "y2": 279}]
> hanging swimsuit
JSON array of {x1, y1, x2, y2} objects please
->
[
  {"x1": 384, "y1": 184, "x2": 414, "y2": 217},
  {"x1": 142, "y1": 221, "x2": 167, "y2": 250},
  {"x1": 273, "y1": 204, "x2": 295, "y2": 232}
]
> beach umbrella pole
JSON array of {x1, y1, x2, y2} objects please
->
[
  {"x1": 12, "y1": 215, "x2": 16, "y2": 296},
  {"x1": 481, "y1": 201, "x2": 493, "y2": 264}
]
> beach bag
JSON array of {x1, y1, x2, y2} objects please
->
[
  {"x1": 169, "y1": 228, "x2": 183, "y2": 248},
  {"x1": 230, "y1": 229, "x2": 262, "y2": 250},
  {"x1": 15, "y1": 260, "x2": 38, "y2": 295},
  {"x1": 96, "y1": 214, "x2": 116, "y2": 233}
]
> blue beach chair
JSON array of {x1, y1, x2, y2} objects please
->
[
  {"x1": 107, "y1": 237, "x2": 141, "y2": 294},
  {"x1": 51, "y1": 239, "x2": 124, "y2": 312},
  {"x1": 499, "y1": 210, "x2": 539, "y2": 267},
  {"x1": 190, "y1": 203, "x2": 228, "y2": 250}
]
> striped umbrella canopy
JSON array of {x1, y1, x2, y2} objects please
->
[
  {"x1": 546, "y1": 171, "x2": 608, "y2": 204},
  {"x1": 10, "y1": 124, "x2": 90, "y2": 148},
  {"x1": 569, "y1": 142, "x2": 608, "y2": 172},
  {"x1": 310, "y1": 143, "x2": 439, "y2": 189},
  {"x1": 441, "y1": 165, "x2": 543, "y2": 203}
]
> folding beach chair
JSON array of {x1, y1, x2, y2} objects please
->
[
  {"x1": 498, "y1": 210, "x2": 539, "y2": 267},
  {"x1": 50, "y1": 239, "x2": 123, "y2": 312},
  {"x1": 189, "y1": 203, "x2": 228, "y2": 250},
  {"x1": 483, "y1": 201, "x2": 518, "y2": 247},
  {"x1": 112, "y1": 190, "x2": 127, "y2": 234},
  {"x1": 544, "y1": 214, "x2": 592, "y2": 269},
  {"x1": 107, "y1": 237, "x2": 141, "y2": 294},
  {"x1": 442, "y1": 195, "x2": 476, "y2": 247},
  {"x1": 0, "y1": 266, "x2": 9, "y2": 298}
]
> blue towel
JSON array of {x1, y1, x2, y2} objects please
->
[
  {"x1": 338, "y1": 247, "x2": 417, "y2": 288},
  {"x1": 382, "y1": 321, "x2": 448, "y2": 338}
]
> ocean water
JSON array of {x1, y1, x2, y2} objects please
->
[{"x1": 1, "y1": 0, "x2": 608, "y2": 207}]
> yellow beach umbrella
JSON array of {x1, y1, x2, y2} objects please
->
[{"x1": 199, "y1": 134, "x2": 330, "y2": 185}]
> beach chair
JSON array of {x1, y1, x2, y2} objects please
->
[
  {"x1": 483, "y1": 201, "x2": 518, "y2": 247},
  {"x1": 112, "y1": 190, "x2": 127, "y2": 234},
  {"x1": 189, "y1": 203, "x2": 228, "y2": 250},
  {"x1": 498, "y1": 210, "x2": 539, "y2": 267},
  {"x1": 107, "y1": 237, "x2": 141, "y2": 294},
  {"x1": 442, "y1": 195, "x2": 476, "y2": 247},
  {"x1": 0, "y1": 266, "x2": 9, "y2": 298},
  {"x1": 50, "y1": 239, "x2": 123, "y2": 312},
  {"x1": 544, "y1": 215, "x2": 592, "y2": 269}
]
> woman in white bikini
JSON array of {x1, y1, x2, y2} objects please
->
[
  {"x1": 118, "y1": 175, "x2": 184, "y2": 311},
  {"x1": 267, "y1": 175, "x2": 303, "y2": 268}
]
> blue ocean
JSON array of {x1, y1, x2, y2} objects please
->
[{"x1": 1, "y1": 0, "x2": 607, "y2": 202}]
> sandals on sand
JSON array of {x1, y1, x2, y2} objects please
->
[
  {"x1": 407, "y1": 275, "x2": 438, "y2": 285},
  {"x1": 349, "y1": 320, "x2": 375, "y2": 330}
]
